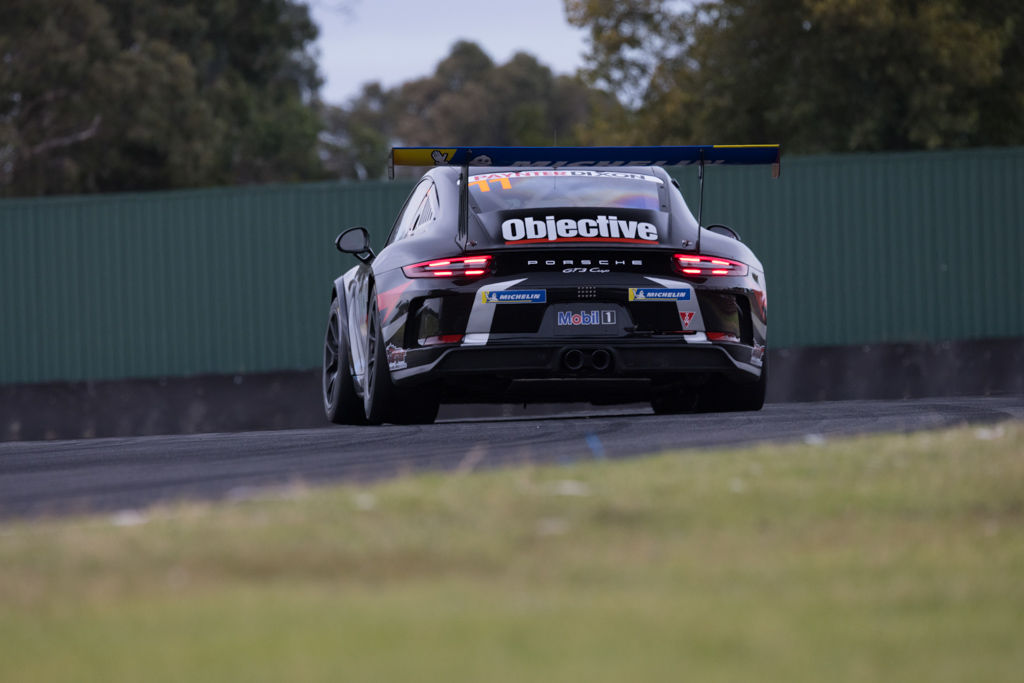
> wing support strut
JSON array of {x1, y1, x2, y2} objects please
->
[
  {"x1": 696, "y1": 150, "x2": 705, "y2": 255},
  {"x1": 458, "y1": 160, "x2": 470, "y2": 251}
]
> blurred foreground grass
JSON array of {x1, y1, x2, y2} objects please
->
[{"x1": 1, "y1": 422, "x2": 1022, "y2": 682}]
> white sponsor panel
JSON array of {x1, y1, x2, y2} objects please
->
[
  {"x1": 644, "y1": 276, "x2": 705, "y2": 337},
  {"x1": 469, "y1": 169, "x2": 663, "y2": 183},
  {"x1": 463, "y1": 278, "x2": 526, "y2": 346}
]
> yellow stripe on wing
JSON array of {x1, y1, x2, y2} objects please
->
[{"x1": 391, "y1": 148, "x2": 458, "y2": 166}]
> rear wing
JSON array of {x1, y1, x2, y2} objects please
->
[
  {"x1": 388, "y1": 144, "x2": 781, "y2": 179},
  {"x1": 387, "y1": 144, "x2": 782, "y2": 253}
]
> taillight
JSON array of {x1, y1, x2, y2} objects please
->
[
  {"x1": 672, "y1": 254, "x2": 748, "y2": 277},
  {"x1": 402, "y1": 255, "x2": 492, "y2": 278}
]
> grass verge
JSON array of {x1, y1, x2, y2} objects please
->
[{"x1": 1, "y1": 422, "x2": 1022, "y2": 682}]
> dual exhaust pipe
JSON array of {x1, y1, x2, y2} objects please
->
[{"x1": 562, "y1": 348, "x2": 613, "y2": 372}]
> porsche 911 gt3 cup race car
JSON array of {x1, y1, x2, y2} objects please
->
[{"x1": 323, "y1": 145, "x2": 779, "y2": 424}]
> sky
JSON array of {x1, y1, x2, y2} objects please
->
[{"x1": 308, "y1": 0, "x2": 590, "y2": 105}]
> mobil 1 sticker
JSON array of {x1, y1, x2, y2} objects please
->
[
  {"x1": 558, "y1": 310, "x2": 616, "y2": 326},
  {"x1": 543, "y1": 304, "x2": 629, "y2": 336}
]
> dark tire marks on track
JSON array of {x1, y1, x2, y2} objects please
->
[{"x1": 2, "y1": 396, "x2": 1021, "y2": 519}]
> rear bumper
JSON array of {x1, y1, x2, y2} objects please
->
[{"x1": 391, "y1": 338, "x2": 762, "y2": 402}]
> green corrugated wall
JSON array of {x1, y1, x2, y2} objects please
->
[
  {"x1": 0, "y1": 182, "x2": 413, "y2": 384},
  {"x1": 673, "y1": 147, "x2": 1024, "y2": 348},
  {"x1": 1, "y1": 147, "x2": 1021, "y2": 385}
]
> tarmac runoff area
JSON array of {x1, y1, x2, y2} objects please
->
[{"x1": 1, "y1": 395, "x2": 1021, "y2": 519}]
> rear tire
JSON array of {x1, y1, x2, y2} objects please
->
[
  {"x1": 729, "y1": 355, "x2": 767, "y2": 411},
  {"x1": 323, "y1": 297, "x2": 365, "y2": 425},
  {"x1": 651, "y1": 358, "x2": 766, "y2": 414},
  {"x1": 363, "y1": 287, "x2": 439, "y2": 425}
]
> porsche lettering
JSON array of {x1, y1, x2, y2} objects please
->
[{"x1": 526, "y1": 258, "x2": 644, "y2": 267}]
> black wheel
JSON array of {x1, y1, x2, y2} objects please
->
[
  {"x1": 363, "y1": 289, "x2": 392, "y2": 424},
  {"x1": 728, "y1": 355, "x2": 767, "y2": 411},
  {"x1": 363, "y1": 287, "x2": 439, "y2": 425},
  {"x1": 651, "y1": 358, "x2": 766, "y2": 414},
  {"x1": 322, "y1": 297, "x2": 365, "y2": 424}
]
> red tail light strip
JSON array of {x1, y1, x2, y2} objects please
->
[
  {"x1": 672, "y1": 254, "x2": 748, "y2": 277},
  {"x1": 403, "y1": 255, "x2": 493, "y2": 278}
]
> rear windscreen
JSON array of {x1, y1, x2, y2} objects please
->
[{"x1": 468, "y1": 170, "x2": 664, "y2": 213}]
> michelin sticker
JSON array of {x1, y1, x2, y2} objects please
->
[
  {"x1": 482, "y1": 289, "x2": 547, "y2": 304},
  {"x1": 628, "y1": 288, "x2": 691, "y2": 301}
]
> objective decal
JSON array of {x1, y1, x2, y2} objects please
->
[{"x1": 502, "y1": 215, "x2": 658, "y2": 244}]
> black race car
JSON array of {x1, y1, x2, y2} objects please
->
[{"x1": 323, "y1": 145, "x2": 779, "y2": 425}]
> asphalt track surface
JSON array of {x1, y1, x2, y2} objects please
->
[{"x1": 2, "y1": 396, "x2": 1022, "y2": 519}]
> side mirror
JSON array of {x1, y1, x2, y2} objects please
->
[
  {"x1": 706, "y1": 224, "x2": 741, "y2": 241},
  {"x1": 335, "y1": 227, "x2": 374, "y2": 262}
]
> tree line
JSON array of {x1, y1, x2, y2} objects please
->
[
  {"x1": 2, "y1": 0, "x2": 1021, "y2": 196},
  {"x1": 1, "y1": 0, "x2": 324, "y2": 196},
  {"x1": 566, "y1": 0, "x2": 1024, "y2": 151}
]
